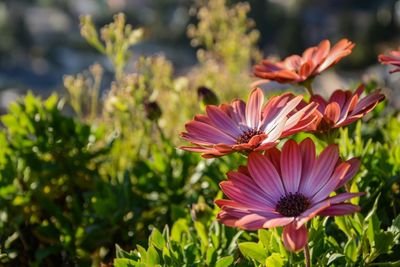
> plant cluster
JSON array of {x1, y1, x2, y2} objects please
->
[{"x1": 0, "y1": 0, "x2": 399, "y2": 266}]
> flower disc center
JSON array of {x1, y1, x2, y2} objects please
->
[
  {"x1": 236, "y1": 129, "x2": 263, "y2": 144},
  {"x1": 275, "y1": 192, "x2": 310, "y2": 217}
]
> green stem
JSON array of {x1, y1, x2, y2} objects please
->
[
  {"x1": 304, "y1": 83, "x2": 314, "y2": 96},
  {"x1": 300, "y1": 78, "x2": 315, "y2": 96},
  {"x1": 304, "y1": 244, "x2": 311, "y2": 267}
]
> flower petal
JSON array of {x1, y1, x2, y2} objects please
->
[
  {"x1": 295, "y1": 200, "x2": 331, "y2": 228},
  {"x1": 282, "y1": 223, "x2": 308, "y2": 252},
  {"x1": 248, "y1": 152, "x2": 286, "y2": 202},
  {"x1": 311, "y1": 162, "x2": 350, "y2": 203},
  {"x1": 335, "y1": 158, "x2": 360, "y2": 189},
  {"x1": 221, "y1": 172, "x2": 276, "y2": 208},
  {"x1": 263, "y1": 217, "x2": 294, "y2": 228},
  {"x1": 281, "y1": 140, "x2": 302, "y2": 193},
  {"x1": 246, "y1": 88, "x2": 264, "y2": 129},
  {"x1": 206, "y1": 105, "x2": 242, "y2": 137},
  {"x1": 298, "y1": 138, "x2": 316, "y2": 195},
  {"x1": 300, "y1": 144, "x2": 339, "y2": 197},
  {"x1": 318, "y1": 204, "x2": 360, "y2": 216},
  {"x1": 184, "y1": 121, "x2": 236, "y2": 144}
]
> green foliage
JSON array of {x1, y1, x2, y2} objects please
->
[
  {"x1": 1, "y1": 3, "x2": 400, "y2": 267},
  {"x1": 81, "y1": 13, "x2": 143, "y2": 81},
  {"x1": 114, "y1": 206, "x2": 244, "y2": 267},
  {"x1": 187, "y1": 0, "x2": 261, "y2": 101}
]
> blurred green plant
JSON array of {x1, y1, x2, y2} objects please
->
[
  {"x1": 81, "y1": 13, "x2": 143, "y2": 81},
  {"x1": 0, "y1": 3, "x2": 400, "y2": 267},
  {"x1": 187, "y1": 0, "x2": 261, "y2": 101}
]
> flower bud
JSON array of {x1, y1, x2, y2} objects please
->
[
  {"x1": 197, "y1": 86, "x2": 219, "y2": 106},
  {"x1": 144, "y1": 101, "x2": 162, "y2": 121},
  {"x1": 282, "y1": 223, "x2": 308, "y2": 252},
  {"x1": 190, "y1": 196, "x2": 213, "y2": 224}
]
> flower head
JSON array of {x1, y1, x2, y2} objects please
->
[
  {"x1": 180, "y1": 88, "x2": 318, "y2": 158},
  {"x1": 253, "y1": 39, "x2": 355, "y2": 85},
  {"x1": 306, "y1": 84, "x2": 385, "y2": 134},
  {"x1": 379, "y1": 49, "x2": 400, "y2": 73},
  {"x1": 215, "y1": 138, "x2": 362, "y2": 252}
]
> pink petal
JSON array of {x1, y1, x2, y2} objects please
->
[
  {"x1": 246, "y1": 88, "x2": 264, "y2": 129},
  {"x1": 295, "y1": 200, "x2": 331, "y2": 228},
  {"x1": 261, "y1": 95, "x2": 303, "y2": 132},
  {"x1": 335, "y1": 158, "x2": 360, "y2": 189},
  {"x1": 217, "y1": 211, "x2": 240, "y2": 227},
  {"x1": 311, "y1": 40, "x2": 331, "y2": 65},
  {"x1": 311, "y1": 162, "x2": 350, "y2": 203},
  {"x1": 299, "y1": 61, "x2": 314, "y2": 79},
  {"x1": 328, "y1": 192, "x2": 365, "y2": 204},
  {"x1": 351, "y1": 90, "x2": 385, "y2": 115},
  {"x1": 265, "y1": 147, "x2": 281, "y2": 175},
  {"x1": 179, "y1": 145, "x2": 228, "y2": 158},
  {"x1": 283, "y1": 55, "x2": 302, "y2": 70},
  {"x1": 281, "y1": 140, "x2": 302, "y2": 193},
  {"x1": 263, "y1": 217, "x2": 294, "y2": 228},
  {"x1": 222, "y1": 172, "x2": 276, "y2": 208},
  {"x1": 235, "y1": 213, "x2": 285, "y2": 230},
  {"x1": 324, "y1": 102, "x2": 341, "y2": 124},
  {"x1": 329, "y1": 90, "x2": 347, "y2": 108},
  {"x1": 300, "y1": 144, "x2": 339, "y2": 197},
  {"x1": 206, "y1": 105, "x2": 242, "y2": 137},
  {"x1": 184, "y1": 121, "x2": 236, "y2": 144},
  {"x1": 229, "y1": 99, "x2": 247, "y2": 127},
  {"x1": 284, "y1": 101, "x2": 318, "y2": 131},
  {"x1": 262, "y1": 93, "x2": 292, "y2": 124},
  {"x1": 317, "y1": 39, "x2": 354, "y2": 72},
  {"x1": 298, "y1": 138, "x2": 316, "y2": 195},
  {"x1": 318, "y1": 204, "x2": 360, "y2": 216},
  {"x1": 282, "y1": 223, "x2": 308, "y2": 252},
  {"x1": 337, "y1": 93, "x2": 359, "y2": 123},
  {"x1": 248, "y1": 152, "x2": 286, "y2": 202},
  {"x1": 261, "y1": 116, "x2": 287, "y2": 143}
]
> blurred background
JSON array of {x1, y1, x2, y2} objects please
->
[{"x1": 1, "y1": 0, "x2": 400, "y2": 109}]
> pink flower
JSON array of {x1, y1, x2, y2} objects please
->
[
  {"x1": 180, "y1": 88, "x2": 318, "y2": 158},
  {"x1": 253, "y1": 39, "x2": 355, "y2": 84},
  {"x1": 307, "y1": 85, "x2": 385, "y2": 134},
  {"x1": 215, "y1": 138, "x2": 362, "y2": 252},
  {"x1": 379, "y1": 49, "x2": 400, "y2": 73}
]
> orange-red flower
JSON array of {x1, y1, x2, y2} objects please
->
[
  {"x1": 253, "y1": 39, "x2": 355, "y2": 84},
  {"x1": 379, "y1": 49, "x2": 400, "y2": 73},
  {"x1": 180, "y1": 88, "x2": 318, "y2": 158},
  {"x1": 215, "y1": 139, "x2": 362, "y2": 252},
  {"x1": 306, "y1": 85, "x2": 385, "y2": 134}
]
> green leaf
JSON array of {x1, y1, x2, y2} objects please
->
[
  {"x1": 149, "y1": 228, "x2": 165, "y2": 250},
  {"x1": 344, "y1": 239, "x2": 358, "y2": 263},
  {"x1": 215, "y1": 256, "x2": 234, "y2": 267},
  {"x1": 171, "y1": 219, "x2": 189, "y2": 242},
  {"x1": 327, "y1": 253, "x2": 344, "y2": 266},
  {"x1": 205, "y1": 246, "x2": 217, "y2": 266},
  {"x1": 238, "y1": 242, "x2": 267, "y2": 264},
  {"x1": 258, "y1": 229, "x2": 271, "y2": 251},
  {"x1": 136, "y1": 245, "x2": 147, "y2": 261},
  {"x1": 114, "y1": 258, "x2": 139, "y2": 267},
  {"x1": 194, "y1": 221, "x2": 209, "y2": 249},
  {"x1": 265, "y1": 253, "x2": 284, "y2": 267},
  {"x1": 335, "y1": 216, "x2": 352, "y2": 238},
  {"x1": 374, "y1": 231, "x2": 394, "y2": 254},
  {"x1": 388, "y1": 214, "x2": 400, "y2": 237},
  {"x1": 146, "y1": 246, "x2": 160, "y2": 266}
]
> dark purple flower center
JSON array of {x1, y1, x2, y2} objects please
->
[
  {"x1": 275, "y1": 192, "x2": 310, "y2": 217},
  {"x1": 236, "y1": 129, "x2": 263, "y2": 144}
]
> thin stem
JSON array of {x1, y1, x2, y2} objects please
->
[
  {"x1": 299, "y1": 78, "x2": 315, "y2": 96},
  {"x1": 304, "y1": 244, "x2": 311, "y2": 267},
  {"x1": 304, "y1": 83, "x2": 314, "y2": 96}
]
